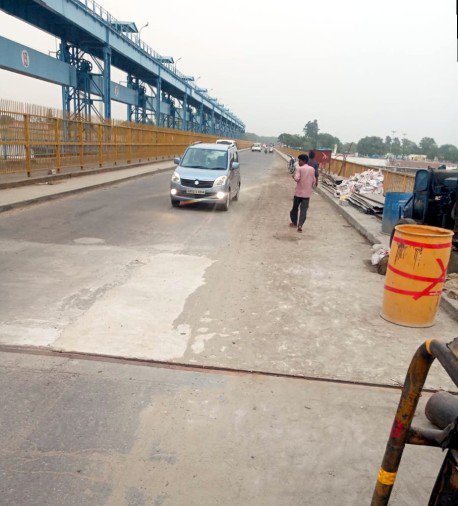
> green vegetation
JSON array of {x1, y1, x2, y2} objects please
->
[
  {"x1": 243, "y1": 132, "x2": 277, "y2": 145},
  {"x1": 276, "y1": 119, "x2": 458, "y2": 163}
]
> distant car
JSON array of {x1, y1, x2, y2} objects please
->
[
  {"x1": 170, "y1": 142, "x2": 240, "y2": 211},
  {"x1": 269, "y1": 146, "x2": 274, "y2": 153},
  {"x1": 251, "y1": 143, "x2": 262, "y2": 152},
  {"x1": 216, "y1": 139, "x2": 237, "y2": 149}
]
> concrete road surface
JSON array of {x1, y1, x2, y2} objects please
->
[
  {"x1": 0, "y1": 350, "x2": 445, "y2": 506},
  {"x1": 0, "y1": 151, "x2": 455, "y2": 388},
  {"x1": 1, "y1": 151, "x2": 456, "y2": 505}
]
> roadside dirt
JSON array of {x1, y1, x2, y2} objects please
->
[{"x1": 178, "y1": 156, "x2": 456, "y2": 389}]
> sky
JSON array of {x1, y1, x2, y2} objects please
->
[{"x1": 0, "y1": 0, "x2": 456, "y2": 145}]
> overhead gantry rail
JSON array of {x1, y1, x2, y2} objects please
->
[{"x1": 0, "y1": 0, "x2": 245, "y2": 136}]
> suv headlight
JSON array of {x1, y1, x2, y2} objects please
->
[
  {"x1": 213, "y1": 175, "x2": 227, "y2": 187},
  {"x1": 171, "y1": 171, "x2": 180, "y2": 184}
]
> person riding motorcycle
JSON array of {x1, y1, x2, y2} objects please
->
[{"x1": 288, "y1": 155, "x2": 296, "y2": 173}]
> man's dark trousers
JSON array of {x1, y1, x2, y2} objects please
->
[{"x1": 290, "y1": 196, "x2": 310, "y2": 227}]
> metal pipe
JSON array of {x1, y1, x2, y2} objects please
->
[
  {"x1": 429, "y1": 340, "x2": 458, "y2": 388},
  {"x1": 425, "y1": 392, "x2": 458, "y2": 429},
  {"x1": 371, "y1": 341, "x2": 435, "y2": 505},
  {"x1": 371, "y1": 338, "x2": 458, "y2": 504}
]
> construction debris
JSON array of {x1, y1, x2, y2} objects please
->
[
  {"x1": 321, "y1": 170, "x2": 385, "y2": 216},
  {"x1": 334, "y1": 170, "x2": 384, "y2": 197},
  {"x1": 371, "y1": 244, "x2": 390, "y2": 266},
  {"x1": 371, "y1": 243, "x2": 390, "y2": 275},
  {"x1": 347, "y1": 193, "x2": 384, "y2": 217},
  {"x1": 444, "y1": 274, "x2": 458, "y2": 300}
]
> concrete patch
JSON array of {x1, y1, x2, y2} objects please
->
[
  {"x1": 54, "y1": 253, "x2": 212, "y2": 361},
  {"x1": 73, "y1": 237, "x2": 106, "y2": 245},
  {"x1": 0, "y1": 320, "x2": 61, "y2": 347}
]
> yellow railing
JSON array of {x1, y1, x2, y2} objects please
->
[
  {"x1": 0, "y1": 101, "x2": 251, "y2": 177},
  {"x1": 381, "y1": 169, "x2": 416, "y2": 193},
  {"x1": 278, "y1": 148, "x2": 415, "y2": 194},
  {"x1": 327, "y1": 158, "x2": 415, "y2": 194}
]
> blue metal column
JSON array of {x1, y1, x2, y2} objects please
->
[
  {"x1": 103, "y1": 45, "x2": 111, "y2": 119},
  {"x1": 199, "y1": 102, "x2": 204, "y2": 133},
  {"x1": 188, "y1": 108, "x2": 194, "y2": 131},
  {"x1": 182, "y1": 93, "x2": 188, "y2": 131},
  {"x1": 140, "y1": 86, "x2": 147, "y2": 123},
  {"x1": 156, "y1": 77, "x2": 162, "y2": 127},
  {"x1": 211, "y1": 108, "x2": 215, "y2": 135},
  {"x1": 171, "y1": 98, "x2": 176, "y2": 129},
  {"x1": 59, "y1": 40, "x2": 70, "y2": 117},
  {"x1": 126, "y1": 74, "x2": 133, "y2": 122}
]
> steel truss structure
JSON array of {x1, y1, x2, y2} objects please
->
[{"x1": 0, "y1": 0, "x2": 245, "y2": 136}]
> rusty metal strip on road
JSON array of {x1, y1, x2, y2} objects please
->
[{"x1": 0, "y1": 343, "x2": 442, "y2": 393}]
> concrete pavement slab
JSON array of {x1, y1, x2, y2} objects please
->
[
  {"x1": 0, "y1": 152, "x2": 456, "y2": 390},
  {"x1": 0, "y1": 350, "x2": 447, "y2": 505}
]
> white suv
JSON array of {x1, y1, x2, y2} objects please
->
[
  {"x1": 216, "y1": 139, "x2": 237, "y2": 149},
  {"x1": 251, "y1": 143, "x2": 262, "y2": 152}
]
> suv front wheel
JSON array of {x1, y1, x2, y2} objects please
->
[{"x1": 220, "y1": 190, "x2": 231, "y2": 211}]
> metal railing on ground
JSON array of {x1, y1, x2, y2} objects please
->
[{"x1": 0, "y1": 100, "x2": 251, "y2": 179}]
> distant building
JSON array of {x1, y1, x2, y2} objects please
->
[{"x1": 408, "y1": 154, "x2": 427, "y2": 161}]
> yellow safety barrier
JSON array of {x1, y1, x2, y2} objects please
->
[
  {"x1": 381, "y1": 224, "x2": 454, "y2": 327},
  {"x1": 0, "y1": 99, "x2": 252, "y2": 178}
]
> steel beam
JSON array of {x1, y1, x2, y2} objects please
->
[
  {"x1": 0, "y1": 35, "x2": 76, "y2": 87},
  {"x1": 0, "y1": 0, "x2": 245, "y2": 132}
]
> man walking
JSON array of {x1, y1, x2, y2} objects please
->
[
  {"x1": 308, "y1": 150, "x2": 320, "y2": 185},
  {"x1": 289, "y1": 153, "x2": 316, "y2": 233}
]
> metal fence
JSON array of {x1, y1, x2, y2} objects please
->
[
  {"x1": 327, "y1": 158, "x2": 415, "y2": 194},
  {"x1": 0, "y1": 100, "x2": 251, "y2": 178},
  {"x1": 278, "y1": 147, "x2": 415, "y2": 194}
]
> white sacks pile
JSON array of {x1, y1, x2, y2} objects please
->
[
  {"x1": 371, "y1": 243, "x2": 390, "y2": 266},
  {"x1": 334, "y1": 169, "x2": 384, "y2": 197}
]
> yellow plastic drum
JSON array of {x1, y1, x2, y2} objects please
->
[{"x1": 381, "y1": 224, "x2": 453, "y2": 327}]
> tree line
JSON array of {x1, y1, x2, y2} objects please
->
[
  {"x1": 277, "y1": 120, "x2": 458, "y2": 163},
  {"x1": 244, "y1": 132, "x2": 278, "y2": 145}
]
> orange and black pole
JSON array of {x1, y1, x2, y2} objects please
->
[
  {"x1": 371, "y1": 341, "x2": 435, "y2": 504},
  {"x1": 371, "y1": 339, "x2": 458, "y2": 505}
]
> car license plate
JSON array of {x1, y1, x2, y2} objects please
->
[{"x1": 186, "y1": 188, "x2": 206, "y2": 195}]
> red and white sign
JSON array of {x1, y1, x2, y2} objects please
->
[
  {"x1": 21, "y1": 49, "x2": 30, "y2": 68},
  {"x1": 309, "y1": 149, "x2": 332, "y2": 170}
]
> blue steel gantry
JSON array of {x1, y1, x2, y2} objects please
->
[{"x1": 0, "y1": 0, "x2": 245, "y2": 136}]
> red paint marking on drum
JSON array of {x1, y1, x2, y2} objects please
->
[{"x1": 393, "y1": 236, "x2": 451, "y2": 250}]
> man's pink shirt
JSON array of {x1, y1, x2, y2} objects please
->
[{"x1": 294, "y1": 164, "x2": 316, "y2": 198}]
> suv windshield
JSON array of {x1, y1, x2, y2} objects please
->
[{"x1": 181, "y1": 148, "x2": 228, "y2": 170}]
